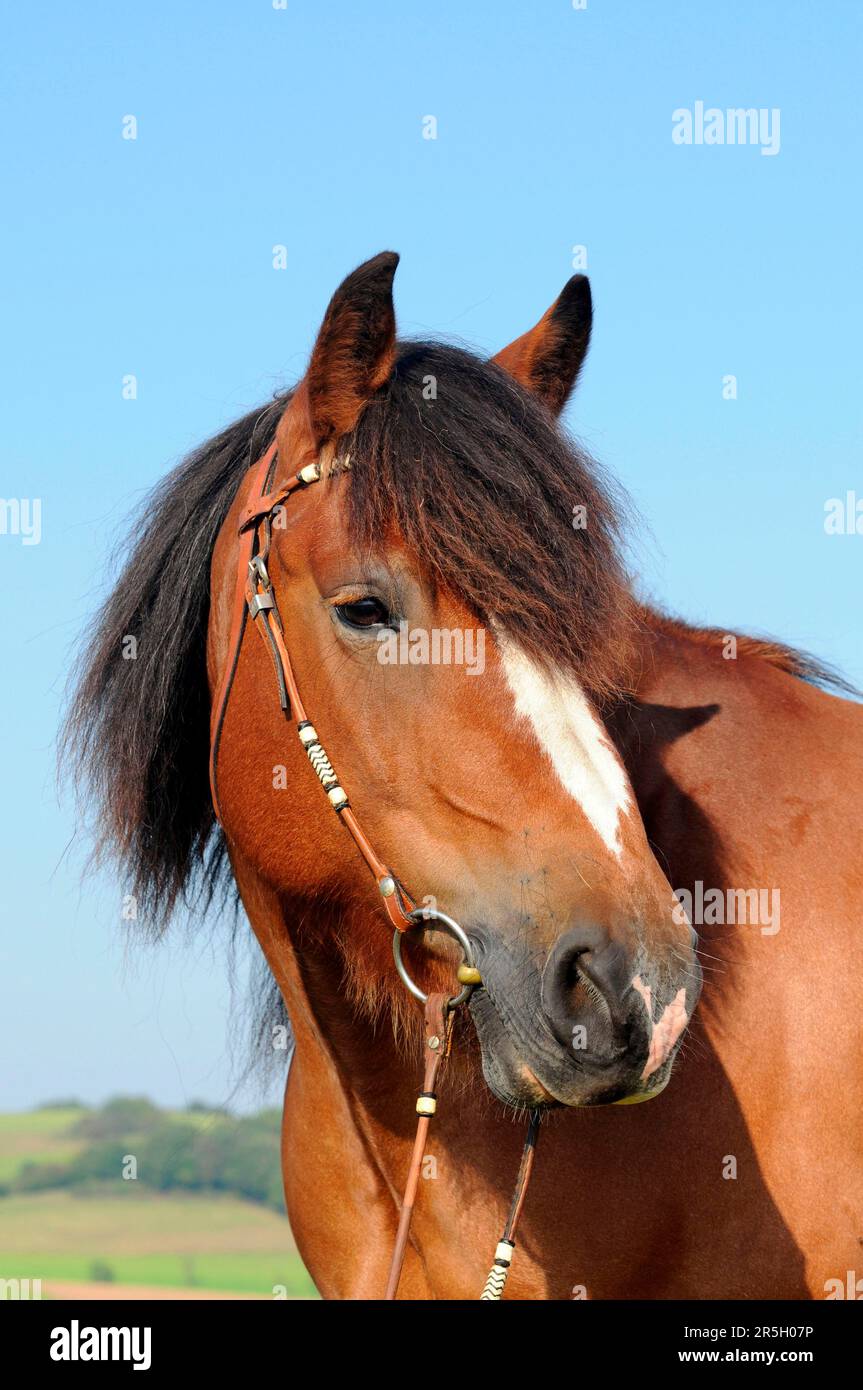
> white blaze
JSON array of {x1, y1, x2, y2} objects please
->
[{"x1": 498, "y1": 638, "x2": 631, "y2": 856}]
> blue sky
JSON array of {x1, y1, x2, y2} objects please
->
[{"x1": 2, "y1": 0, "x2": 860, "y2": 1111}]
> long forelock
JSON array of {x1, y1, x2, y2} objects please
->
[{"x1": 344, "y1": 341, "x2": 638, "y2": 703}]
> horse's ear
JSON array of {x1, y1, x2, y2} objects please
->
[
  {"x1": 280, "y1": 251, "x2": 399, "y2": 460},
  {"x1": 492, "y1": 274, "x2": 592, "y2": 415}
]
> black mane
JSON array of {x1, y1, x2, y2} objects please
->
[{"x1": 64, "y1": 395, "x2": 287, "y2": 929}]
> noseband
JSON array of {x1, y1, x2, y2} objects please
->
[{"x1": 209, "y1": 439, "x2": 538, "y2": 1299}]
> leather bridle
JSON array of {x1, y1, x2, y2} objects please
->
[
  {"x1": 209, "y1": 439, "x2": 538, "y2": 1299},
  {"x1": 210, "y1": 440, "x2": 419, "y2": 937}
]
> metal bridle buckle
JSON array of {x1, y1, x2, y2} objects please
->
[
  {"x1": 248, "y1": 554, "x2": 271, "y2": 589},
  {"x1": 392, "y1": 909, "x2": 479, "y2": 1010},
  {"x1": 247, "y1": 554, "x2": 275, "y2": 618}
]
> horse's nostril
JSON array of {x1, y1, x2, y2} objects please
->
[
  {"x1": 561, "y1": 953, "x2": 603, "y2": 1018},
  {"x1": 541, "y1": 926, "x2": 629, "y2": 1052},
  {"x1": 562, "y1": 950, "x2": 582, "y2": 994}
]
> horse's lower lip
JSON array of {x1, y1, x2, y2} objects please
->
[
  {"x1": 611, "y1": 1074, "x2": 671, "y2": 1104},
  {"x1": 517, "y1": 1065, "x2": 557, "y2": 1104},
  {"x1": 521, "y1": 1067, "x2": 670, "y2": 1108}
]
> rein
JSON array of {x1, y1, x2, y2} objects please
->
[{"x1": 209, "y1": 441, "x2": 540, "y2": 1300}]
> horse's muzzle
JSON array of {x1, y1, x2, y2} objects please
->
[{"x1": 467, "y1": 923, "x2": 701, "y2": 1108}]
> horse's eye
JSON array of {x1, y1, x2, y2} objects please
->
[{"x1": 335, "y1": 597, "x2": 391, "y2": 630}]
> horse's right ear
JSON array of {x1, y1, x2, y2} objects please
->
[
  {"x1": 278, "y1": 251, "x2": 399, "y2": 462},
  {"x1": 492, "y1": 274, "x2": 592, "y2": 415}
]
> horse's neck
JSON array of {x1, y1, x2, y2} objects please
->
[
  {"x1": 608, "y1": 625, "x2": 764, "y2": 886},
  {"x1": 230, "y1": 850, "x2": 421, "y2": 1109},
  {"x1": 608, "y1": 617, "x2": 859, "y2": 910}
]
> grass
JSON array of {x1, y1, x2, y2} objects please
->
[
  {"x1": 0, "y1": 1250, "x2": 314, "y2": 1295},
  {"x1": 0, "y1": 1108, "x2": 319, "y2": 1298},
  {"x1": 0, "y1": 1190, "x2": 316, "y2": 1296}
]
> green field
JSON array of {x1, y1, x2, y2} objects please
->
[
  {"x1": 0, "y1": 1108, "x2": 86, "y2": 1184},
  {"x1": 0, "y1": 1190, "x2": 315, "y2": 1294},
  {"x1": 0, "y1": 1105, "x2": 317, "y2": 1297}
]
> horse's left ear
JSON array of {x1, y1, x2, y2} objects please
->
[
  {"x1": 492, "y1": 274, "x2": 592, "y2": 415},
  {"x1": 279, "y1": 250, "x2": 399, "y2": 461}
]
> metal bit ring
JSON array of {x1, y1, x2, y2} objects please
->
[{"x1": 392, "y1": 909, "x2": 479, "y2": 1010}]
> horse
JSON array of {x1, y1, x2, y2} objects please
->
[{"x1": 67, "y1": 252, "x2": 862, "y2": 1299}]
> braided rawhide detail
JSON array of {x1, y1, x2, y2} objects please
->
[
  {"x1": 307, "y1": 740, "x2": 336, "y2": 787},
  {"x1": 297, "y1": 721, "x2": 348, "y2": 811},
  {"x1": 480, "y1": 1263, "x2": 509, "y2": 1301},
  {"x1": 480, "y1": 1239, "x2": 515, "y2": 1301}
]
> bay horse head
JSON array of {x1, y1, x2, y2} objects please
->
[{"x1": 204, "y1": 252, "x2": 702, "y2": 1108}]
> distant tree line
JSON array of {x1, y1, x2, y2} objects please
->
[{"x1": 9, "y1": 1097, "x2": 285, "y2": 1211}]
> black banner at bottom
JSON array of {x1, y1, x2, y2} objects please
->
[{"x1": 5, "y1": 1296, "x2": 859, "y2": 1375}]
